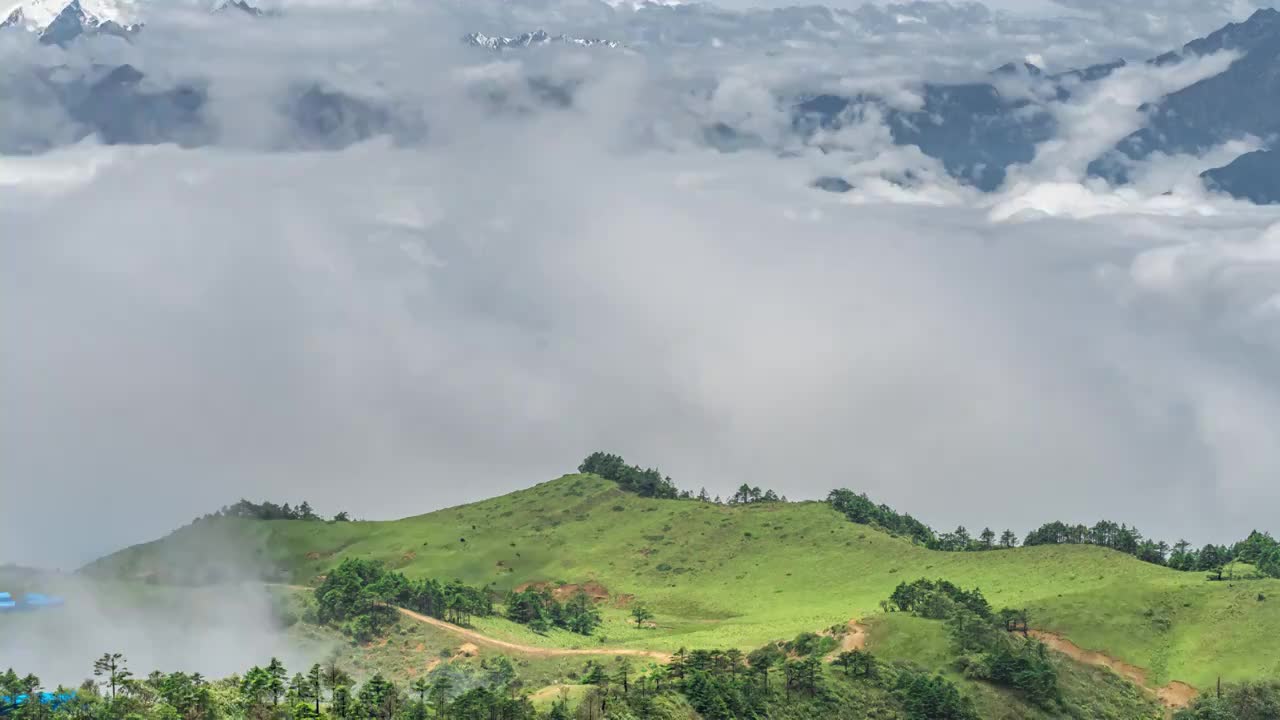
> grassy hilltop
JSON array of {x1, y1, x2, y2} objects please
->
[{"x1": 85, "y1": 473, "x2": 1280, "y2": 691}]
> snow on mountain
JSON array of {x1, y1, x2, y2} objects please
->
[
  {"x1": 211, "y1": 0, "x2": 274, "y2": 18},
  {"x1": 601, "y1": 0, "x2": 681, "y2": 9},
  {"x1": 1, "y1": 0, "x2": 135, "y2": 33},
  {"x1": 464, "y1": 29, "x2": 621, "y2": 50},
  {"x1": 38, "y1": 0, "x2": 140, "y2": 44}
]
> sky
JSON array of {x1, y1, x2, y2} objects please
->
[{"x1": 3, "y1": 0, "x2": 1280, "y2": 572}]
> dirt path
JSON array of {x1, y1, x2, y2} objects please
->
[
  {"x1": 270, "y1": 583, "x2": 667, "y2": 660},
  {"x1": 1028, "y1": 631, "x2": 1197, "y2": 710},
  {"x1": 393, "y1": 606, "x2": 672, "y2": 661}
]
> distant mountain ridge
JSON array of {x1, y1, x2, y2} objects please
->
[
  {"x1": 463, "y1": 29, "x2": 621, "y2": 50},
  {"x1": 0, "y1": 3, "x2": 1277, "y2": 203},
  {"x1": 1, "y1": 0, "x2": 268, "y2": 43},
  {"x1": 792, "y1": 8, "x2": 1280, "y2": 202}
]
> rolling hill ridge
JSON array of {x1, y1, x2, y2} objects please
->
[{"x1": 85, "y1": 472, "x2": 1280, "y2": 695}]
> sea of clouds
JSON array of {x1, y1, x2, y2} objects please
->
[{"x1": 3, "y1": 0, "x2": 1280, "y2": 580}]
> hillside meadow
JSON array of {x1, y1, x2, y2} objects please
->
[{"x1": 86, "y1": 474, "x2": 1280, "y2": 690}]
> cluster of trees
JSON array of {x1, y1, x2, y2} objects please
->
[
  {"x1": 827, "y1": 489, "x2": 1015, "y2": 552},
  {"x1": 560, "y1": 639, "x2": 977, "y2": 720},
  {"x1": 1020, "y1": 520, "x2": 1266, "y2": 576},
  {"x1": 578, "y1": 452, "x2": 783, "y2": 504},
  {"x1": 314, "y1": 559, "x2": 492, "y2": 642},
  {"x1": 1233, "y1": 531, "x2": 1280, "y2": 577},
  {"x1": 886, "y1": 579, "x2": 1058, "y2": 707},
  {"x1": 725, "y1": 484, "x2": 783, "y2": 504},
  {"x1": 1, "y1": 629, "x2": 1019, "y2": 720},
  {"x1": 1, "y1": 654, "x2": 533, "y2": 720},
  {"x1": 577, "y1": 452, "x2": 680, "y2": 499},
  {"x1": 503, "y1": 587, "x2": 601, "y2": 635},
  {"x1": 1174, "y1": 679, "x2": 1280, "y2": 720},
  {"x1": 887, "y1": 579, "x2": 994, "y2": 621},
  {"x1": 198, "y1": 499, "x2": 351, "y2": 523},
  {"x1": 828, "y1": 485, "x2": 1280, "y2": 580},
  {"x1": 827, "y1": 489, "x2": 937, "y2": 546}
]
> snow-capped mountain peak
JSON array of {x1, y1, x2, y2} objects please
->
[{"x1": 1, "y1": 0, "x2": 136, "y2": 33}]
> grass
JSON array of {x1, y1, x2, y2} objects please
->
[{"x1": 86, "y1": 473, "x2": 1280, "y2": 690}]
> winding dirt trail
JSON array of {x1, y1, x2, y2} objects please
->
[
  {"x1": 1028, "y1": 630, "x2": 1197, "y2": 710},
  {"x1": 272, "y1": 582, "x2": 669, "y2": 661},
  {"x1": 393, "y1": 605, "x2": 672, "y2": 661}
]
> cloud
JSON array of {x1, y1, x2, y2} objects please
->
[
  {"x1": 1007, "y1": 49, "x2": 1241, "y2": 184},
  {"x1": 2, "y1": 0, "x2": 1280, "y2": 598}
]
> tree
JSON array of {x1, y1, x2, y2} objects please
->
[
  {"x1": 306, "y1": 663, "x2": 323, "y2": 714},
  {"x1": 747, "y1": 644, "x2": 783, "y2": 691},
  {"x1": 358, "y1": 673, "x2": 398, "y2": 720},
  {"x1": 410, "y1": 677, "x2": 430, "y2": 703},
  {"x1": 331, "y1": 685, "x2": 353, "y2": 720},
  {"x1": 93, "y1": 653, "x2": 131, "y2": 702},
  {"x1": 431, "y1": 674, "x2": 454, "y2": 720},
  {"x1": 264, "y1": 658, "x2": 287, "y2": 706},
  {"x1": 631, "y1": 602, "x2": 654, "y2": 628},
  {"x1": 322, "y1": 658, "x2": 352, "y2": 698},
  {"x1": 999, "y1": 529, "x2": 1018, "y2": 548},
  {"x1": 836, "y1": 649, "x2": 876, "y2": 677},
  {"x1": 333, "y1": 511, "x2": 351, "y2": 522},
  {"x1": 979, "y1": 528, "x2": 996, "y2": 549},
  {"x1": 289, "y1": 672, "x2": 308, "y2": 705}
]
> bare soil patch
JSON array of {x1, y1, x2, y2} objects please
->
[
  {"x1": 514, "y1": 581, "x2": 612, "y2": 603},
  {"x1": 1029, "y1": 630, "x2": 1196, "y2": 709}
]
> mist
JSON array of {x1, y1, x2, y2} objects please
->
[{"x1": 0, "y1": 577, "x2": 323, "y2": 685}]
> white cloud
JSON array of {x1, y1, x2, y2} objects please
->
[
  {"x1": 1008, "y1": 49, "x2": 1241, "y2": 184},
  {"x1": 3, "y1": 0, "x2": 1280, "y2": 609}
]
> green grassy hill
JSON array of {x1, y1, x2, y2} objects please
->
[{"x1": 85, "y1": 473, "x2": 1280, "y2": 691}]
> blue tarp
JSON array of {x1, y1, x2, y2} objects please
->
[
  {"x1": 0, "y1": 591, "x2": 64, "y2": 612},
  {"x1": 0, "y1": 693, "x2": 77, "y2": 716}
]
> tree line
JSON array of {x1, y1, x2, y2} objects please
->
[
  {"x1": 0, "y1": 641, "x2": 983, "y2": 720},
  {"x1": 1020, "y1": 523, "x2": 1280, "y2": 578},
  {"x1": 1, "y1": 653, "x2": 532, "y2": 720},
  {"x1": 314, "y1": 559, "x2": 493, "y2": 642},
  {"x1": 579, "y1": 452, "x2": 783, "y2": 505},
  {"x1": 14, "y1": 640, "x2": 1280, "y2": 720},
  {"x1": 827, "y1": 489, "x2": 1015, "y2": 552},
  {"x1": 828, "y1": 486, "x2": 1280, "y2": 580},
  {"x1": 554, "y1": 636, "x2": 982, "y2": 720},
  {"x1": 194, "y1": 499, "x2": 352, "y2": 524}
]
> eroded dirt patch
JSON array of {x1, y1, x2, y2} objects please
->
[
  {"x1": 1029, "y1": 630, "x2": 1196, "y2": 709},
  {"x1": 822, "y1": 619, "x2": 868, "y2": 661},
  {"x1": 514, "y1": 581, "x2": 612, "y2": 603}
]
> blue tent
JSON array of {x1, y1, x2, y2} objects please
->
[{"x1": 0, "y1": 592, "x2": 15, "y2": 612}]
